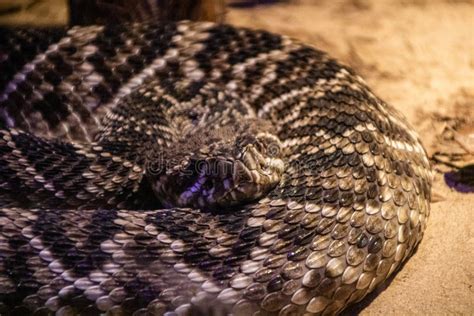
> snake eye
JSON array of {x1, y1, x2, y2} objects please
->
[{"x1": 202, "y1": 180, "x2": 214, "y2": 191}]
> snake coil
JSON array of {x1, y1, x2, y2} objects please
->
[{"x1": 0, "y1": 21, "x2": 432, "y2": 315}]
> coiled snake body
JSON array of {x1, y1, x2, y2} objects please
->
[{"x1": 0, "y1": 21, "x2": 432, "y2": 315}]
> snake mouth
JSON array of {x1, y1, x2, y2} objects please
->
[{"x1": 149, "y1": 133, "x2": 285, "y2": 210}]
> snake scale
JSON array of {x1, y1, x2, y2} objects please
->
[{"x1": 0, "y1": 21, "x2": 432, "y2": 315}]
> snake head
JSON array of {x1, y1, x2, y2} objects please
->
[{"x1": 147, "y1": 126, "x2": 285, "y2": 211}]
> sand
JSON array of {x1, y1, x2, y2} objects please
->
[{"x1": 0, "y1": 0, "x2": 473, "y2": 314}]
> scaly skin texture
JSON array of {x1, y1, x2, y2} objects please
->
[{"x1": 0, "y1": 21, "x2": 432, "y2": 315}]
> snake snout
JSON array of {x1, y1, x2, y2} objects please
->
[{"x1": 235, "y1": 135, "x2": 285, "y2": 190}]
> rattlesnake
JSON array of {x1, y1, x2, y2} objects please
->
[{"x1": 0, "y1": 21, "x2": 432, "y2": 315}]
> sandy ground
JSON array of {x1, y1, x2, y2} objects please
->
[{"x1": 0, "y1": 0, "x2": 473, "y2": 315}]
